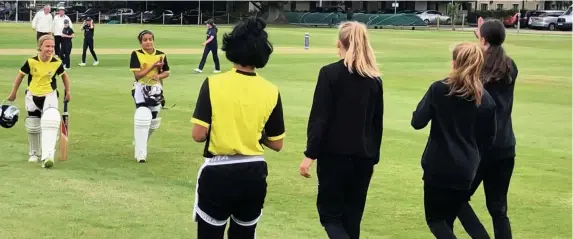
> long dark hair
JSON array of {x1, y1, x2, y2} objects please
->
[{"x1": 479, "y1": 19, "x2": 513, "y2": 84}]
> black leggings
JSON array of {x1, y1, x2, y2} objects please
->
[
  {"x1": 457, "y1": 157, "x2": 515, "y2": 239},
  {"x1": 198, "y1": 44, "x2": 220, "y2": 71},
  {"x1": 316, "y1": 156, "x2": 374, "y2": 239},
  {"x1": 82, "y1": 38, "x2": 98, "y2": 63},
  {"x1": 61, "y1": 42, "x2": 72, "y2": 68}
]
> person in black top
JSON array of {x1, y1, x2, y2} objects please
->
[
  {"x1": 299, "y1": 21, "x2": 383, "y2": 239},
  {"x1": 194, "y1": 19, "x2": 221, "y2": 74},
  {"x1": 78, "y1": 17, "x2": 99, "y2": 66},
  {"x1": 60, "y1": 19, "x2": 74, "y2": 70},
  {"x1": 457, "y1": 19, "x2": 519, "y2": 239},
  {"x1": 411, "y1": 42, "x2": 497, "y2": 239}
]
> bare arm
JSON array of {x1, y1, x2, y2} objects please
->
[
  {"x1": 133, "y1": 64, "x2": 157, "y2": 80},
  {"x1": 192, "y1": 125, "x2": 208, "y2": 142},
  {"x1": 10, "y1": 73, "x2": 24, "y2": 94},
  {"x1": 61, "y1": 72, "x2": 71, "y2": 96},
  {"x1": 261, "y1": 137, "x2": 283, "y2": 152},
  {"x1": 203, "y1": 36, "x2": 214, "y2": 45}
]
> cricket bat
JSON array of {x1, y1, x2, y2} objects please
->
[{"x1": 58, "y1": 101, "x2": 69, "y2": 161}]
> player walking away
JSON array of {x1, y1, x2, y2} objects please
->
[
  {"x1": 78, "y1": 17, "x2": 99, "y2": 67},
  {"x1": 190, "y1": 17, "x2": 284, "y2": 239},
  {"x1": 411, "y1": 42, "x2": 497, "y2": 239},
  {"x1": 298, "y1": 21, "x2": 383, "y2": 239},
  {"x1": 130, "y1": 30, "x2": 170, "y2": 163},
  {"x1": 194, "y1": 19, "x2": 221, "y2": 74},
  {"x1": 6, "y1": 35, "x2": 72, "y2": 169},
  {"x1": 457, "y1": 19, "x2": 519, "y2": 239},
  {"x1": 60, "y1": 19, "x2": 75, "y2": 70},
  {"x1": 31, "y1": 5, "x2": 53, "y2": 42},
  {"x1": 53, "y1": 7, "x2": 72, "y2": 58}
]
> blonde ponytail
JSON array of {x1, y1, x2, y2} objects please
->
[{"x1": 338, "y1": 21, "x2": 381, "y2": 79}]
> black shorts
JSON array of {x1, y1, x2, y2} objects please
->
[{"x1": 194, "y1": 156, "x2": 268, "y2": 226}]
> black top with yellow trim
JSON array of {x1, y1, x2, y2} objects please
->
[
  {"x1": 19, "y1": 55, "x2": 65, "y2": 96},
  {"x1": 192, "y1": 69, "x2": 285, "y2": 158},
  {"x1": 129, "y1": 49, "x2": 169, "y2": 86}
]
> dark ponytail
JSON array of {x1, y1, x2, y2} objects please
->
[{"x1": 479, "y1": 19, "x2": 514, "y2": 84}]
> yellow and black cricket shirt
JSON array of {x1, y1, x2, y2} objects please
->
[
  {"x1": 19, "y1": 55, "x2": 65, "y2": 96},
  {"x1": 191, "y1": 69, "x2": 285, "y2": 158},
  {"x1": 129, "y1": 49, "x2": 169, "y2": 87}
]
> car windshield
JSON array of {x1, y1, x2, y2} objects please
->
[{"x1": 564, "y1": 7, "x2": 572, "y2": 15}]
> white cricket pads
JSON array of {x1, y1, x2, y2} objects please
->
[
  {"x1": 40, "y1": 108, "x2": 61, "y2": 162},
  {"x1": 134, "y1": 107, "x2": 152, "y2": 161},
  {"x1": 25, "y1": 117, "x2": 42, "y2": 161}
]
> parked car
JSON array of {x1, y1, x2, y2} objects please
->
[
  {"x1": 529, "y1": 10, "x2": 565, "y2": 30},
  {"x1": 556, "y1": 5, "x2": 572, "y2": 30},
  {"x1": 415, "y1": 10, "x2": 451, "y2": 25}
]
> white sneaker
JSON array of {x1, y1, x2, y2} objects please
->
[
  {"x1": 213, "y1": 70, "x2": 221, "y2": 73},
  {"x1": 28, "y1": 155, "x2": 39, "y2": 163},
  {"x1": 194, "y1": 68, "x2": 202, "y2": 73},
  {"x1": 78, "y1": 63, "x2": 86, "y2": 66},
  {"x1": 93, "y1": 61, "x2": 99, "y2": 66},
  {"x1": 42, "y1": 157, "x2": 54, "y2": 168}
]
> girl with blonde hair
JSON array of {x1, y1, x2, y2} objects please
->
[
  {"x1": 299, "y1": 21, "x2": 383, "y2": 239},
  {"x1": 411, "y1": 42, "x2": 497, "y2": 238},
  {"x1": 6, "y1": 34, "x2": 71, "y2": 168}
]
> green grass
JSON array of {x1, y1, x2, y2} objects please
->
[{"x1": 0, "y1": 22, "x2": 571, "y2": 238}]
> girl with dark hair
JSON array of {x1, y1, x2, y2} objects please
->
[
  {"x1": 190, "y1": 17, "x2": 285, "y2": 239},
  {"x1": 130, "y1": 30, "x2": 170, "y2": 163},
  {"x1": 458, "y1": 19, "x2": 519, "y2": 239},
  {"x1": 194, "y1": 19, "x2": 221, "y2": 73},
  {"x1": 411, "y1": 42, "x2": 497, "y2": 239}
]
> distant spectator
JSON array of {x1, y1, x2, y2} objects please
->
[
  {"x1": 53, "y1": 7, "x2": 72, "y2": 58},
  {"x1": 346, "y1": 8, "x2": 354, "y2": 20},
  {"x1": 31, "y1": 5, "x2": 53, "y2": 41},
  {"x1": 78, "y1": 17, "x2": 99, "y2": 66}
]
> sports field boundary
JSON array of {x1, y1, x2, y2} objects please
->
[{"x1": 0, "y1": 47, "x2": 336, "y2": 56}]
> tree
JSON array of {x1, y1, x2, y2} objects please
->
[
  {"x1": 249, "y1": 1, "x2": 289, "y2": 23},
  {"x1": 447, "y1": 2, "x2": 461, "y2": 30}
]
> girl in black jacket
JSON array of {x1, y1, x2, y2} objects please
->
[
  {"x1": 299, "y1": 21, "x2": 383, "y2": 239},
  {"x1": 412, "y1": 42, "x2": 497, "y2": 239},
  {"x1": 457, "y1": 19, "x2": 519, "y2": 239}
]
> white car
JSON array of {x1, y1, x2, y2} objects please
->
[
  {"x1": 556, "y1": 5, "x2": 572, "y2": 31},
  {"x1": 416, "y1": 10, "x2": 451, "y2": 25}
]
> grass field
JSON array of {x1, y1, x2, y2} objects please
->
[{"x1": 0, "y1": 22, "x2": 571, "y2": 239}]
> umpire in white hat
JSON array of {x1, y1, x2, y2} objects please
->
[{"x1": 53, "y1": 6, "x2": 72, "y2": 58}]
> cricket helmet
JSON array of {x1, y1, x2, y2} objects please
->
[
  {"x1": 142, "y1": 85, "x2": 164, "y2": 107},
  {"x1": 0, "y1": 101, "x2": 20, "y2": 129}
]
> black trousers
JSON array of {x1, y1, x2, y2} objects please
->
[
  {"x1": 316, "y1": 156, "x2": 374, "y2": 239},
  {"x1": 36, "y1": 31, "x2": 49, "y2": 41},
  {"x1": 54, "y1": 36, "x2": 62, "y2": 57},
  {"x1": 195, "y1": 160, "x2": 267, "y2": 239},
  {"x1": 457, "y1": 157, "x2": 515, "y2": 239},
  {"x1": 198, "y1": 44, "x2": 220, "y2": 71},
  {"x1": 61, "y1": 42, "x2": 72, "y2": 68},
  {"x1": 82, "y1": 38, "x2": 98, "y2": 63},
  {"x1": 424, "y1": 183, "x2": 469, "y2": 239}
]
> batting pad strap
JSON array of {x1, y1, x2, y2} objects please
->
[
  {"x1": 150, "y1": 118, "x2": 161, "y2": 130},
  {"x1": 231, "y1": 211, "x2": 263, "y2": 227},
  {"x1": 25, "y1": 117, "x2": 41, "y2": 133},
  {"x1": 195, "y1": 206, "x2": 227, "y2": 226}
]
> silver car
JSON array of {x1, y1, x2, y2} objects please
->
[
  {"x1": 416, "y1": 10, "x2": 451, "y2": 25},
  {"x1": 529, "y1": 10, "x2": 565, "y2": 30}
]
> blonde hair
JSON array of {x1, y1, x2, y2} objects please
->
[
  {"x1": 445, "y1": 43, "x2": 485, "y2": 106},
  {"x1": 37, "y1": 35, "x2": 54, "y2": 51},
  {"x1": 337, "y1": 21, "x2": 381, "y2": 79}
]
